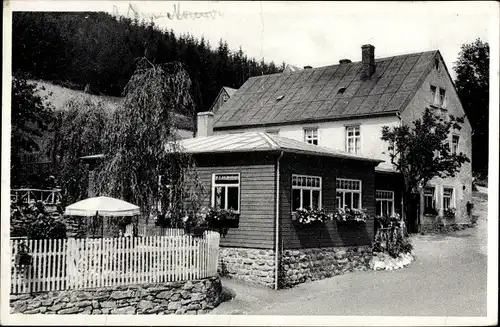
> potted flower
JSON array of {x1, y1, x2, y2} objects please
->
[
  {"x1": 192, "y1": 207, "x2": 210, "y2": 237},
  {"x1": 293, "y1": 207, "x2": 333, "y2": 225},
  {"x1": 14, "y1": 242, "x2": 32, "y2": 267}
]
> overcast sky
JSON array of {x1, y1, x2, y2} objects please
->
[{"x1": 101, "y1": 1, "x2": 496, "y2": 80}]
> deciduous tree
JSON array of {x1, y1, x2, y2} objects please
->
[
  {"x1": 453, "y1": 38, "x2": 489, "y2": 175},
  {"x1": 96, "y1": 60, "x2": 202, "y2": 226},
  {"x1": 11, "y1": 74, "x2": 54, "y2": 187},
  {"x1": 381, "y1": 108, "x2": 470, "y2": 231}
]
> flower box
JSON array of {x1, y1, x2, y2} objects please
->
[
  {"x1": 205, "y1": 207, "x2": 240, "y2": 230},
  {"x1": 293, "y1": 208, "x2": 333, "y2": 225},
  {"x1": 424, "y1": 207, "x2": 439, "y2": 216},
  {"x1": 334, "y1": 207, "x2": 368, "y2": 223},
  {"x1": 443, "y1": 208, "x2": 456, "y2": 219}
]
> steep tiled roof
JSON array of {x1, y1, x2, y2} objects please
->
[
  {"x1": 169, "y1": 132, "x2": 383, "y2": 163},
  {"x1": 214, "y1": 51, "x2": 439, "y2": 129}
]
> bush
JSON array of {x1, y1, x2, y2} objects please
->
[
  {"x1": 12, "y1": 200, "x2": 67, "y2": 239},
  {"x1": 28, "y1": 215, "x2": 67, "y2": 239}
]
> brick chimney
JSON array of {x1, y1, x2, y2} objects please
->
[
  {"x1": 196, "y1": 112, "x2": 214, "y2": 137},
  {"x1": 361, "y1": 44, "x2": 375, "y2": 78}
]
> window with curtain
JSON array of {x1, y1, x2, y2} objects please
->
[
  {"x1": 292, "y1": 174, "x2": 322, "y2": 211},
  {"x1": 376, "y1": 190, "x2": 394, "y2": 216},
  {"x1": 212, "y1": 173, "x2": 240, "y2": 212}
]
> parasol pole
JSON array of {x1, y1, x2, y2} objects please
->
[{"x1": 97, "y1": 210, "x2": 104, "y2": 275}]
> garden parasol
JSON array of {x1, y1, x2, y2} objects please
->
[{"x1": 65, "y1": 196, "x2": 141, "y2": 238}]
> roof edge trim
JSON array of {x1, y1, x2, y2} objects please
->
[{"x1": 214, "y1": 111, "x2": 400, "y2": 131}]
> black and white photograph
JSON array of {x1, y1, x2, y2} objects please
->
[{"x1": 1, "y1": 1, "x2": 498, "y2": 325}]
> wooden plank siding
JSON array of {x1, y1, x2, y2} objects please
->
[
  {"x1": 193, "y1": 153, "x2": 277, "y2": 249},
  {"x1": 279, "y1": 153, "x2": 378, "y2": 249}
]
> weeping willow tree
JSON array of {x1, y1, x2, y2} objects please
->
[
  {"x1": 96, "y1": 60, "x2": 204, "y2": 227},
  {"x1": 51, "y1": 95, "x2": 110, "y2": 206}
]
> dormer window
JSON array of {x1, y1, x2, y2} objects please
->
[{"x1": 337, "y1": 87, "x2": 346, "y2": 95}]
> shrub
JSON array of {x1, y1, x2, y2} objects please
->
[{"x1": 12, "y1": 201, "x2": 68, "y2": 239}]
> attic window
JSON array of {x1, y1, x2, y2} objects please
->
[
  {"x1": 337, "y1": 87, "x2": 346, "y2": 95},
  {"x1": 434, "y1": 57, "x2": 439, "y2": 70},
  {"x1": 276, "y1": 95, "x2": 284, "y2": 101}
]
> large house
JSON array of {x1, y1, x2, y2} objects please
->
[{"x1": 205, "y1": 44, "x2": 473, "y2": 233}]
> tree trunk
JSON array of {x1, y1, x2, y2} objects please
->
[
  {"x1": 402, "y1": 190, "x2": 410, "y2": 234},
  {"x1": 418, "y1": 187, "x2": 425, "y2": 233}
]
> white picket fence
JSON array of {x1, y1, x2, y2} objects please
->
[
  {"x1": 141, "y1": 226, "x2": 185, "y2": 237},
  {"x1": 10, "y1": 232, "x2": 220, "y2": 294}
]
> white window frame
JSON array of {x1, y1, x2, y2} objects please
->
[
  {"x1": 376, "y1": 190, "x2": 395, "y2": 217},
  {"x1": 211, "y1": 173, "x2": 241, "y2": 213},
  {"x1": 336, "y1": 178, "x2": 362, "y2": 210},
  {"x1": 424, "y1": 186, "x2": 436, "y2": 210},
  {"x1": 438, "y1": 87, "x2": 446, "y2": 107},
  {"x1": 430, "y1": 85, "x2": 438, "y2": 106},
  {"x1": 292, "y1": 174, "x2": 322, "y2": 211},
  {"x1": 442, "y1": 187, "x2": 455, "y2": 210},
  {"x1": 451, "y1": 135, "x2": 459, "y2": 154},
  {"x1": 304, "y1": 128, "x2": 319, "y2": 145},
  {"x1": 345, "y1": 125, "x2": 361, "y2": 154}
]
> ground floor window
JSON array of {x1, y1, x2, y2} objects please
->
[
  {"x1": 212, "y1": 173, "x2": 240, "y2": 212},
  {"x1": 376, "y1": 190, "x2": 394, "y2": 216},
  {"x1": 336, "y1": 178, "x2": 362, "y2": 209},
  {"x1": 442, "y1": 188, "x2": 454, "y2": 209},
  {"x1": 292, "y1": 174, "x2": 322, "y2": 211},
  {"x1": 424, "y1": 186, "x2": 436, "y2": 214}
]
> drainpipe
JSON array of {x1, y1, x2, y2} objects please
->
[{"x1": 275, "y1": 151, "x2": 284, "y2": 290}]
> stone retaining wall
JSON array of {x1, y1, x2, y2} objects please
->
[
  {"x1": 10, "y1": 277, "x2": 222, "y2": 315},
  {"x1": 281, "y1": 246, "x2": 372, "y2": 288},
  {"x1": 218, "y1": 248, "x2": 275, "y2": 288}
]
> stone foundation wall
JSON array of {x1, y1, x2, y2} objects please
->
[
  {"x1": 218, "y1": 247, "x2": 275, "y2": 288},
  {"x1": 10, "y1": 277, "x2": 222, "y2": 315},
  {"x1": 421, "y1": 222, "x2": 476, "y2": 234},
  {"x1": 281, "y1": 246, "x2": 372, "y2": 288},
  {"x1": 421, "y1": 214, "x2": 476, "y2": 233}
]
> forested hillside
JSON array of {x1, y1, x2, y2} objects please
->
[{"x1": 12, "y1": 12, "x2": 284, "y2": 112}]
